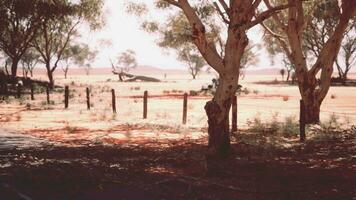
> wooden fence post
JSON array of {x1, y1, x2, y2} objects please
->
[
  {"x1": 231, "y1": 95, "x2": 237, "y2": 132},
  {"x1": 182, "y1": 93, "x2": 188, "y2": 124},
  {"x1": 86, "y1": 87, "x2": 90, "y2": 110},
  {"x1": 30, "y1": 84, "x2": 35, "y2": 100},
  {"x1": 111, "y1": 89, "x2": 116, "y2": 113},
  {"x1": 143, "y1": 91, "x2": 148, "y2": 119},
  {"x1": 46, "y1": 86, "x2": 50, "y2": 104},
  {"x1": 299, "y1": 99, "x2": 306, "y2": 142},
  {"x1": 64, "y1": 86, "x2": 69, "y2": 109},
  {"x1": 16, "y1": 84, "x2": 22, "y2": 99}
]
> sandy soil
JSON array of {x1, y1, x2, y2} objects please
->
[
  {"x1": 1, "y1": 73, "x2": 355, "y2": 145},
  {"x1": 1, "y1": 72, "x2": 356, "y2": 199}
]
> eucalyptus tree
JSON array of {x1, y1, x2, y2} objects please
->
[
  {"x1": 279, "y1": 68, "x2": 285, "y2": 81},
  {"x1": 33, "y1": 0, "x2": 103, "y2": 88},
  {"x1": 0, "y1": 0, "x2": 45, "y2": 77},
  {"x1": 179, "y1": 44, "x2": 206, "y2": 79},
  {"x1": 111, "y1": 49, "x2": 138, "y2": 81},
  {"x1": 61, "y1": 44, "x2": 97, "y2": 78},
  {"x1": 72, "y1": 44, "x2": 97, "y2": 76},
  {"x1": 335, "y1": 31, "x2": 356, "y2": 83},
  {"x1": 302, "y1": 0, "x2": 356, "y2": 84},
  {"x1": 262, "y1": 0, "x2": 355, "y2": 124},
  {"x1": 128, "y1": 0, "x2": 290, "y2": 157},
  {"x1": 281, "y1": 55, "x2": 295, "y2": 81},
  {"x1": 20, "y1": 48, "x2": 40, "y2": 78}
]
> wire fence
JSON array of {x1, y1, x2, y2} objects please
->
[{"x1": 1, "y1": 83, "x2": 355, "y2": 135}]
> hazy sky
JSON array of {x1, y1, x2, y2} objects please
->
[{"x1": 79, "y1": 1, "x2": 271, "y2": 70}]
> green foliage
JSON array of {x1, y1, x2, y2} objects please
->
[
  {"x1": 113, "y1": 49, "x2": 138, "y2": 73},
  {"x1": 309, "y1": 113, "x2": 347, "y2": 141},
  {"x1": 319, "y1": 113, "x2": 342, "y2": 133},
  {"x1": 62, "y1": 43, "x2": 97, "y2": 75},
  {"x1": 127, "y1": 1, "x2": 260, "y2": 79},
  {"x1": 264, "y1": 0, "x2": 355, "y2": 76},
  {"x1": 20, "y1": 48, "x2": 40, "y2": 76},
  {"x1": 125, "y1": 2, "x2": 148, "y2": 17},
  {"x1": 31, "y1": 0, "x2": 103, "y2": 82},
  {"x1": 247, "y1": 114, "x2": 299, "y2": 138},
  {"x1": 281, "y1": 116, "x2": 299, "y2": 137},
  {"x1": 0, "y1": 0, "x2": 48, "y2": 75}
]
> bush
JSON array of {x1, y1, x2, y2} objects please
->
[
  {"x1": 130, "y1": 86, "x2": 141, "y2": 91},
  {"x1": 280, "y1": 116, "x2": 299, "y2": 137},
  {"x1": 320, "y1": 113, "x2": 341, "y2": 133},
  {"x1": 282, "y1": 95, "x2": 289, "y2": 102},
  {"x1": 25, "y1": 103, "x2": 31, "y2": 110},
  {"x1": 309, "y1": 114, "x2": 344, "y2": 141},
  {"x1": 246, "y1": 115, "x2": 265, "y2": 133},
  {"x1": 242, "y1": 88, "x2": 250, "y2": 95},
  {"x1": 189, "y1": 90, "x2": 199, "y2": 96},
  {"x1": 247, "y1": 114, "x2": 299, "y2": 138}
]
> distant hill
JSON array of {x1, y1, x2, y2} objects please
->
[
  {"x1": 244, "y1": 68, "x2": 281, "y2": 75},
  {"x1": 29, "y1": 66, "x2": 354, "y2": 77},
  {"x1": 31, "y1": 65, "x2": 187, "y2": 76}
]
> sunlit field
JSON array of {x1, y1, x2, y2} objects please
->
[{"x1": 1, "y1": 72, "x2": 355, "y2": 145}]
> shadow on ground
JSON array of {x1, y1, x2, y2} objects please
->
[{"x1": 0, "y1": 129, "x2": 355, "y2": 200}]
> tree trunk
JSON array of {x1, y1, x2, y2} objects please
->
[
  {"x1": 48, "y1": 71, "x2": 54, "y2": 88},
  {"x1": 46, "y1": 63, "x2": 54, "y2": 88},
  {"x1": 11, "y1": 58, "x2": 19, "y2": 77},
  {"x1": 30, "y1": 70, "x2": 33, "y2": 77},
  {"x1": 118, "y1": 74, "x2": 124, "y2": 82},
  {"x1": 341, "y1": 74, "x2": 347, "y2": 85},
  {"x1": 205, "y1": 73, "x2": 238, "y2": 158},
  {"x1": 303, "y1": 94, "x2": 321, "y2": 124},
  {"x1": 298, "y1": 75, "x2": 321, "y2": 124},
  {"x1": 286, "y1": 70, "x2": 291, "y2": 82}
]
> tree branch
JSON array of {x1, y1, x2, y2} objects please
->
[
  {"x1": 217, "y1": 0, "x2": 229, "y2": 16},
  {"x1": 213, "y1": 2, "x2": 230, "y2": 24},
  {"x1": 263, "y1": 0, "x2": 288, "y2": 31},
  {"x1": 246, "y1": 3, "x2": 290, "y2": 29},
  {"x1": 162, "y1": 0, "x2": 181, "y2": 8},
  {"x1": 164, "y1": 0, "x2": 224, "y2": 73}
]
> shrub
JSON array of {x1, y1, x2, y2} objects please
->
[
  {"x1": 130, "y1": 86, "x2": 141, "y2": 91},
  {"x1": 320, "y1": 113, "x2": 341, "y2": 133},
  {"x1": 242, "y1": 88, "x2": 250, "y2": 95},
  {"x1": 282, "y1": 95, "x2": 289, "y2": 102},
  {"x1": 247, "y1": 114, "x2": 299, "y2": 138},
  {"x1": 306, "y1": 113, "x2": 346, "y2": 141},
  {"x1": 280, "y1": 116, "x2": 299, "y2": 137},
  {"x1": 189, "y1": 90, "x2": 199, "y2": 96},
  {"x1": 246, "y1": 115, "x2": 265, "y2": 133},
  {"x1": 331, "y1": 94, "x2": 336, "y2": 99},
  {"x1": 65, "y1": 124, "x2": 78, "y2": 134},
  {"x1": 25, "y1": 103, "x2": 31, "y2": 110}
]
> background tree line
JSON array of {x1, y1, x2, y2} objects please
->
[{"x1": 0, "y1": 0, "x2": 103, "y2": 88}]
